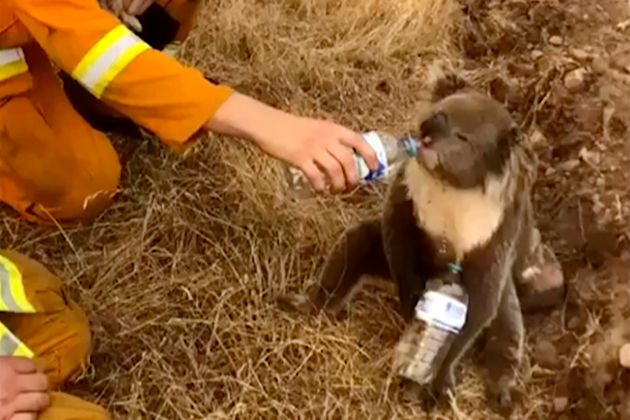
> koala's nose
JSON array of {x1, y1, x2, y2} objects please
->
[
  {"x1": 421, "y1": 136, "x2": 433, "y2": 146},
  {"x1": 420, "y1": 111, "x2": 448, "y2": 138}
]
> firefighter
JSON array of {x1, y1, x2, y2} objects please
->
[
  {"x1": 0, "y1": 250, "x2": 106, "y2": 419},
  {"x1": 1, "y1": 0, "x2": 378, "y2": 226}
]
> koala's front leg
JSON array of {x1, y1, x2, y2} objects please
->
[
  {"x1": 431, "y1": 263, "x2": 507, "y2": 398},
  {"x1": 482, "y1": 276, "x2": 524, "y2": 415},
  {"x1": 276, "y1": 218, "x2": 389, "y2": 317}
]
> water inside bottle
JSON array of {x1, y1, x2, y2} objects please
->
[{"x1": 283, "y1": 130, "x2": 419, "y2": 197}]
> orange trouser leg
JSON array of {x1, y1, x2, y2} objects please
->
[
  {"x1": 39, "y1": 392, "x2": 110, "y2": 420},
  {"x1": 0, "y1": 250, "x2": 110, "y2": 419},
  {"x1": 0, "y1": 44, "x2": 121, "y2": 226}
]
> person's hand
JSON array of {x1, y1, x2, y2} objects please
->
[
  {"x1": 255, "y1": 116, "x2": 379, "y2": 192},
  {"x1": 123, "y1": 0, "x2": 155, "y2": 15},
  {"x1": 205, "y1": 92, "x2": 379, "y2": 193},
  {"x1": 0, "y1": 357, "x2": 49, "y2": 420}
]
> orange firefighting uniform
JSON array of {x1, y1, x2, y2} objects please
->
[
  {"x1": 1, "y1": 0, "x2": 233, "y2": 225},
  {"x1": 0, "y1": 249, "x2": 106, "y2": 419},
  {"x1": 0, "y1": 0, "x2": 234, "y2": 418}
]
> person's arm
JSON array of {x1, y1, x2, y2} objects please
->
[
  {"x1": 204, "y1": 92, "x2": 378, "y2": 192},
  {"x1": 10, "y1": 0, "x2": 377, "y2": 192},
  {"x1": 11, "y1": 0, "x2": 230, "y2": 148}
]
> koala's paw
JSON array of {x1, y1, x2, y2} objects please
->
[{"x1": 486, "y1": 379, "x2": 522, "y2": 418}]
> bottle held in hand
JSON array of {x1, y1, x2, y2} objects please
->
[
  {"x1": 285, "y1": 130, "x2": 419, "y2": 197},
  {"x1": 393, "y1": 265, "x2": 468, "y2": 386}
]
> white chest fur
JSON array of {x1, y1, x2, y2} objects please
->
[{"x1": 403, "y1": 160, "x2": 507, "y2": 261}]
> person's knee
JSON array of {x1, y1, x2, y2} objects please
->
[
  {"x1": 39, "y1": 392, "x2": 111, "y2": 420},
  {"x1": 67, "y1": 134, "x2": 121, "y2": 222},
  {"x1": 56, "y1": 299, "x2": 93, "y2": 382},
  {"x1": 75, "y1": 156, "x2": 122, "y2": 224},
  {"x1": 30, "y1": 134, "x2": 122, "y2": 225},
  {"x1": 30, "y1": 299, "x2": 93, "y2": 388},
  {"x1": 0, "y1": 250, "x2": 93, "y2": 386}
]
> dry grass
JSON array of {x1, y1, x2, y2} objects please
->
[{"x1": 2, "y1": 0, "x2": 628, "y2": 419}]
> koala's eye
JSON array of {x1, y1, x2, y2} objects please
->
[{"x1": 455, "y1": 132, "x2": 469, "y2": 143}]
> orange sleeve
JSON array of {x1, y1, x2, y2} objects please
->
[{"x1": 8, "y1": 0, "x2": 233, "y2": 150}]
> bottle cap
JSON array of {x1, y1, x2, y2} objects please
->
[
  {"x1": 447, "y1": 262, "x2": 463, "y2": 274},
  {"x1": 402, "y1": 135, "x2": 420, "y2": 157}
]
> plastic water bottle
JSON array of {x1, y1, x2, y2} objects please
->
[
  {"x1": 284, "y1": 130, "x2": 419, "y2": 197},
  {"x1": 393, "y1": 264, "x2": 469, "y2": 386}
]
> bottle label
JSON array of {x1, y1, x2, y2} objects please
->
[
  {"x1": 414, "y1": 291, "x2": 468, "y2": 334},
  {"x1": 357, "y1": 131, "x2": 388, "y2": 181}
]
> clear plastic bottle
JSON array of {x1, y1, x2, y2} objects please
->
[
  {"x1": 284, "y1": 130, "x2": 419, "y2": 197},
  {"x1": 393, "y1": 264, "x2": 469, "y2": 386}
]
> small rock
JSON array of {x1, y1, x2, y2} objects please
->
[
  {"x1": 570, "y1": 48, "x2": 590, "y2": 61},
  {"x1": 549, "y1": 35, "x2": 563, "y2": 46},
  {"x1": 535, "y1": 340, "x2": 561, "y2": 369},
  {"x1": 575, "y1": 102, "x2": 602, "y2": 129},
  {"x1": 611, "y1": 54, "x2": 630, "y2": 72},
  {"x1": 564, "y1": 68, "x2": 587, "y2": 92},
  {"x1": 579, "y1": 147, "x2": 601, "y2": 166},
  {"x1": 529, "y1": 129, "x2": 547, "y2": 148},
  {"x1": 531, "y1": 49, "x2": 544, "y2": 60},
  {"x1": 596, "y1": 177, "x2": 605, "y2": 187},
  {"x1": 559, "y1": 159, "x2": 580, "y2": 171},
  {"x1": 591, "y1": 56, "x2": 609, "y2": 73},
  {"x1": 545, "y1": 167, "x2": 556, "y2": 176},
  {"x1": 554, "y1": 396, "x2": 569, "y2": 412},
  {"x1": 619, "y1": 343, "x2": 630, "y2": 368},
  {"x1": 567, "y1": 316, "x2": 581, "y2": 331}
]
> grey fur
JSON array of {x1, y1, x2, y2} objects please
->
[{"x1": 276, "y1": 86, "x2": 565, "y2": 415}]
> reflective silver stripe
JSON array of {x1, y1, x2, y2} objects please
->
[
  {"x1": 0, "y1": 330, "x2": 18, "y2": 356},
  {"x1": 71, "y1": 24, "x2": 150, "y2": 98},
  {"x1": 0, "y1": 263, "x2": 20, "y2": 312},
  {"x1": 79, "y1": 33, "x2": 138, "y2": 90},
  {"x1": 0, "y1": 47, "x2": 24, "y2": 66},
  {"x1": 0, "y1": 322, "x2": 33, "y2": 358},
  {"x1": 0, "y1": 47, "x2": 28, "y2": 81},
  {"x1": 0, "y1": 254, "x2": 35, "y2": 313}
]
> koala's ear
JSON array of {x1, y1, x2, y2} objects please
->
[
  {"x1": 425, "y1": 61, "x2": 470, "y2": 102},
  {"x1": 431, "y1": 73, "x2": 470, "y2": 102}
]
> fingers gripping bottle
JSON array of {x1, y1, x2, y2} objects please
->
[
  {"x1": 285, "y1": 131, "x2": 419, "y2": 197},
  {"x1": 393, "y1": 263, "x2": 469, "y2": 386}
]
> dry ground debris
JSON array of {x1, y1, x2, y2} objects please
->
[{"x1": 1, "y1": 0, "x2": 628, "y2": 418}]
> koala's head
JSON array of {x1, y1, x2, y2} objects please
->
[{"x1": 414, "y1": 90, "x2": 519, "y2": 189}]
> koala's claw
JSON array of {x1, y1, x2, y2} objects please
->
[
  {"x1": 487, "y1": 385, "x2": 516, "y2": 417},
  {"x1": 432, "y1": 368, "x2": 455, "y2": 398}
]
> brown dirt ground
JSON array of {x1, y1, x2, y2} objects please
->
[{"x1": 2, "y1": 0, "x2": 629, "y2": 419}]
